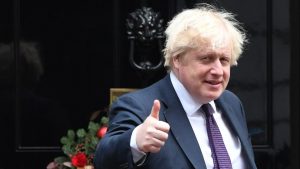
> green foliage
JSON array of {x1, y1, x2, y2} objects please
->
[
  {"x1": 58, "y1": 116, "x2": 109, "y2": 165},
  {"x1": 101, "y1": 116, "x2": 109, "y2": 125},
  {"x1": 47, "y1": 108, "x2": 109, "y2": 169},
  {"x1": 77, "y1": 129, "x2": 86, "y2": 138}
]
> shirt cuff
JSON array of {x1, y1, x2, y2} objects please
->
[{"x1": 130, "y1": 127, "x2": 147, "y2": 164}]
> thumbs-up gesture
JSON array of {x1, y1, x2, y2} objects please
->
[{"x1": 136, "y1": 100, "x2": 170, "y2": 153}]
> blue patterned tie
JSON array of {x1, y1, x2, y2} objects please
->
[{"x1": 202, "y1": 104, "x2": 232, "y2": 169}]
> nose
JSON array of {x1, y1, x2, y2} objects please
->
[{"x1": 210, "y1": 60, "x2": 223, "y2": 76}]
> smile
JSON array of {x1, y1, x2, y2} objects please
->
[{"x1": 205, "y1": 80, "x2": 222, "y2": 85}]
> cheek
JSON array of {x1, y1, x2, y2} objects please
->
[
  {"x1": 223, "y1": 68, "x2": 230, "y2": 85},
  {"x1": 225, "y1": 68, "x2": 230, "y2": 78}
]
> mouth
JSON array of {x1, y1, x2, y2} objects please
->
[
  {"x1": 204, "y1": 80, "x2": 223, "y2": 88},
  {"x1": 205, "y1": 80, "x2": 222, "y2": 85}
]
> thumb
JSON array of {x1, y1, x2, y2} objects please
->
[{"x1": 150, "y1": 99, "x2": 160, "y2": 120}]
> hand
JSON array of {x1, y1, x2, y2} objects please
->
[{"x1": 136, "y1": 100, "x2": 170, "y2": 153}]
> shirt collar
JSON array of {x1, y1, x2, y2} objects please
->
[{"x1": 170, "y1": 71, "x2": 218, "y2": 116}]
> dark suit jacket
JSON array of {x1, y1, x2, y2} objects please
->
[{"x1": 94, "y1": 74, "x2": 257, "y2": 169}]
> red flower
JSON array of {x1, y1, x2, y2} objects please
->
[
  {"x1": 97, "y1": 126, "x2": 108, "y2": 138},
  {"x1": 71, "y1": 152, "x2": 87, "y2": 167}
]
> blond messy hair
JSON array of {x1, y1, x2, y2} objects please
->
[{"x1": 163, "y1": 3, "x2": 247, "y2": 69}]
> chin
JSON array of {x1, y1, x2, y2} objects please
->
[
  {"x1": 196, "y1": 89, "x2": 223, "y2": 103},
  {"x1": 206, "y1": 92, "x2": 222, "y2": 101}
]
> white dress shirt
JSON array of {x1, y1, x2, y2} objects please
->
[{"x1": 130, "y1": 72, "x2": 246, "y2": 169}]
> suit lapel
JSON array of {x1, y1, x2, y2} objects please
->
[
  {"x1": 215, "y1": 98, "x2": 257, "y2": 169},
  {"x1": 164, "y1": 105, "x2": 207, "y2": 169},
  {"x1": 159, "y1": 75, "x2": 206, "y2": 169}
]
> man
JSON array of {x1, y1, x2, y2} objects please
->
[{"x1": 95, "y1": 3, "x2": 257, "y2": 169}]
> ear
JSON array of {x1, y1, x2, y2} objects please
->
[{"x1": 172, "y1": 55, "x2": 181, "y2": 69}]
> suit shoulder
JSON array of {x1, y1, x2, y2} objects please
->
[
  {"x1": 220, "y1": 90, "x2": 241, "y2": 103},
  {"x1": 218, "y1": 90, "x2": 245, "y2": 117}
]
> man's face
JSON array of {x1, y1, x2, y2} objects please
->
[{"x1": 172, "y1": 34, "x2": 232, "y2": 103}]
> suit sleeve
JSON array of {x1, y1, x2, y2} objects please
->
[{"x1": 94, "y1": 95, "x2": 148, "y2": 169}]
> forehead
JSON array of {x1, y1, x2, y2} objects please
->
[
  {"x1": 209, "y1": 29, "x2": 233, "y2": 51},
  {"x1": 187, "y1": 44, "x2": 232, "y2": 59},
  {"x1": 187, "y1": 37, "x2": 236, "y2": 66},
  {"x1": 193, "y1": 31, "x2": 233, "y2": 56}
]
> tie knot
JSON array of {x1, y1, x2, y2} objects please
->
[{"x1": 201, "y1": 104, "x2": 213, "y2": 116}]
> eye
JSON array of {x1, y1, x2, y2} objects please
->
[
  {"x1": 201, "y1": 57, "x2": 209, "y2": 61},
  {"x1": 199, "y1": 56, "x2": 211, "y2": 62},
  {"x1": 220, "y1": 57, "x2": 230, "y2": 65}
]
